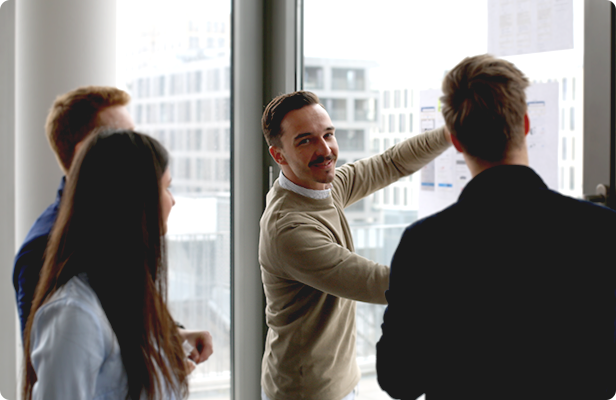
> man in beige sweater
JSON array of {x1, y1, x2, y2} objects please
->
[{"x1": 259, "y1": 90, "x2": 450, "y2": 400}]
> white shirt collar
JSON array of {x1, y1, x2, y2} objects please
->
[{"x1": 278, "y1": 171, "x2": 331, "y2": 200}]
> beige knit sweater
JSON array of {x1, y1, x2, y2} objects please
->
[{"x1": 259, "y1": 127, "x2": 449, "y2": 400}]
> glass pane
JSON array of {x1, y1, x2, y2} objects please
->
[
  {"x1": 304, "y1": 1, "x2": 584, "y2": 398},
  {"x1": 117, "y1": 1, "x2": 231, "y2": 398}
]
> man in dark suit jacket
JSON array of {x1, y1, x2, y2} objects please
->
[{"x1": 376, "y1": 54, "x2": 616, "y2": 400}]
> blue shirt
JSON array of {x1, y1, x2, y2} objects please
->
[{"x1": 14, "y1": 177, "x2": 65, "y2": 339}]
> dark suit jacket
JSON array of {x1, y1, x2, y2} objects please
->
[
  {"x1": 13, "y1": 177, "x2": 64, "y2": 339},
  {"x1": 377, "y1": 165, "x2": 616, "y2": 400}
]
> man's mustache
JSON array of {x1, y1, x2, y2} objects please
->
[{"x1": 309, "y1": 155, "x2": 336, "y2": 167}]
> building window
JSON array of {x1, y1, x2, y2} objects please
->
[
  {"x1": 168, "y1": 129, "x2": 176, "y2": 151},
  {"x1": 223, "y1": 128, "x2": 231, "y2": 152},
  {"x1": 570, "y1": 107, "x2": 575, "y2": 130},
  {"x1": 562, "y1": 137, "x2": 567, "y2": 160},
  {"x1": 207, "y1": 69, "x2": 221, "y2": 91},
  {"x1": 399, "y1": 113, "x2": 406, "y2": 133},
  {"x1": 157, "y1": 76, "x2": 166, "y2": 96},
  {"x1": 135, "y1": 104, "x2": 143, "y2": 124},
  {"x1": 372, "y1": 138, "x2": 380, "y2": 152},
  {"x1": 207, "y1": 129, "x2": 220, "y2": 151},
  {"x1": 194, "y1": 71, "x2": 202, "y2": 93},
  {"x1": 196, "y1": 100, "x2": 203, "y2": 122},
  {"x1": 185, "y1": 157, "x2": 192, "y2": 180},
  {"x1": 203, "y1": 99, "x2": 213, "y2": 122},
  {"x1": 195, "y1": 129, "x2": 203, "y2": 151},
  {"x1": 147, "y1": 104, "x2": 157, "y2": 123},
  {"x1": 389, "y1": 114, "x2": 395, "y2": 133},
  {"x1": 572, "y1": 77, "x2": 576, "y2": 100},
  {"x1": 384, "y1": 138, "x2": 390, "y2": 150},
  {"x1": 171, "y1": 73, "x2": 184, "y2": 95},
  {"x1": 223, "y1": 99, "x2": 231, "y2": 120},
  {"x1": 562, "y1": 77, "x2": 567, "y2": 101},
  {"x1": 323, "y1": 98, "x2": 347, "y2": 121},
  {"x1": 409, "y1": 113, "x2": 413, "y2": 133},
  {"x1": 404, "y1": 89, "x2": 408, "y2": 108},
  {"x1": 383, "y1": 91, "x2": 390, "y2": 109},
  {"x1": 561, "y1": 108, "x2": 565, "y2": 130},
  {"x1": 354, "y1": 99, "x2": 373, "y2": 121},
  {"x1": 572, "y1": 137, "x2": 575, "y2": 160},
  {"x1": 393, "y1": 187, "x2": 400, "y2": 205},
  {"x1": 331, "y1": 68, "x2": 365, "y2": 90},
  {"x1": 394, "y1": 90, "x2": 401, "y2": 108},
  {"x1": 336, "y1": 129, "x2": 365, "y2": 151},
  {"x1": 569, "y1": 166, "x2": 575, "y2": 191},
  {"x1": 168, "y1": 103, "x2": 175, "y2": 123},
  {"x1": 304, "y1": 66, "x2": 324, "y2": 89},
  {"x1": 179, "y1": 101, "x2": 191, "y2": 123}
]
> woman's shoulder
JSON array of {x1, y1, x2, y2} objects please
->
[
  {"x1": 33, "y1": 274, "x2": 111, "y2": 340},
  {"x1": 41, "y1": 274, "x2": 102, "y2": 314}
]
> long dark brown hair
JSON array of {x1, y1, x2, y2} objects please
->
[{"x1": 22, "y1": 129, "x2": 188, "y2": 400}]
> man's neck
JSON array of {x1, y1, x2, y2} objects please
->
[{"x1": 463, "y1": 149, "x2": 529, "y2": 177}]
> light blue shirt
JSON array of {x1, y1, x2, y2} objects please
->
[{"x1": 30, "y1": 274, "x2": 179, "y2": 400}]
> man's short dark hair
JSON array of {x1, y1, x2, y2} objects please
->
[
  {"x1": 441, "y1": 54, "x2": 530, "y2": 162},
  {"x1": 262, "y1": 91, "x2": 321, "y2": 148}
]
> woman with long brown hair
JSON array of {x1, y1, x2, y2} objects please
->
[{"x1": 22, "y1": 129, "x2": 188, "y2": 400}]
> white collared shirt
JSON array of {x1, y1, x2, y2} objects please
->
[{"x1": 278, "y1": 171, "x2": 331, "y2": 200}]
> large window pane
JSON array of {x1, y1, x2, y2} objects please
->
[
  {"x1": 304, "y1": 1, "x2": 584, "y2": 398},
  {"x1": 117, "y1": 1, "x2": 231, "y2": 398}
]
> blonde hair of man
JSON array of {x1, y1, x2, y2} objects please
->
[
  {"x1": 45, "y1": 86, "x2": 131, "y2": 174},
  {"x1": 440, "y1": 54, "x2": 529, "y2": 162}
]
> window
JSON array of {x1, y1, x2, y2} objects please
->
[
  {"x1": 332, "y1": 68, "x2": 365, "y2": 90},
  {"x1": 569, "y1": 166, "x2": 575, "y2": 191},
  {"x1": 562, "y1": 137, "x2": 567, "y2": 160},
  {"x1": 117, "y1": 2, "x2": 232, "y2": 397},
  {"x1": 393, "y1": 90, "x2": 401, "y2": 108},
  {"x1": 354, "y1": 99, "x2": 373, "y2": 121},
  {"x1": 304, "y1": 1, "x2": 586, "y2": 394},
  {"x1": 336, "y1": 129, "x2": 365, "y2": 151},
  {"x1": 388, "y1": 114, "x2": 395, "y2": 133},
  {"x1": 305, "y1": 66, "x2": 324, "y2": 89},
  {"x1": 570, "y1": 107, "x2": 575, "y2": 130},
  {"x1": 156, "y1": 76, "x2": 166, "y2": 96},
  {"x1": 323, "y1": 98, "x2": 347, "y2": 121},
  {"x1": 383, "y1": 90, "x2": 390, "y2": 109}
]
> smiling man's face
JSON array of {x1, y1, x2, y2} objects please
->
[{"x1": 269, "y1": 104, "x2": 338, "y2": 190}]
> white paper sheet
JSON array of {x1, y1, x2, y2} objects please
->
[{"x1": 488, "y1": 0, "x2": 574, "y2": 56}]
